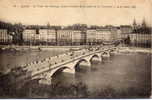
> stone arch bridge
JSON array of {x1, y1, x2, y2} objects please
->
[{"x1": 11, "y1": 45, "x2": 119, "y2": 87}]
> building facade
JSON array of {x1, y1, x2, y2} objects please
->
[
  {"x1": 86, "y1": 29, "x2": 97, "y2": 45},
  {"x1": 96, "y1": 29, "x2": 114, "y2": 42},
  {"x1": 115, "y1": 28, "x2": 122, "y2": 39},
  {"x1": 0, "y1": 29, "x2": 12, "y2": 44},
  {"x1": 129, "y1": 33, "x2": 151, "y2": 46},
  {"x1": 21, "y1": 27, "x2": 151, "y2": 46},
  {"x1": 71, "y1": 30, "x2": 82, "y2": 45},
  {"x1": 57, "y1": 30, "x2": 72, "y2": 45},
  {"x1": 120, "y1": 25, "x2": 133, "y2": 34},
  {"x1": 39, "y1": 29, "x2": 56, "y2": 45},
  {"x1": 22, "y1": 29, "x2": 36, "y2": 44},
  {"x1": 120, "y1": 25, "x2": 133, "y2": 39},
  {"x1": 81, "y1": 30, "x2": 87, "y2": 45},
  {"x1": 23, "y1": 29, "x2": 57, "y2": 45}
]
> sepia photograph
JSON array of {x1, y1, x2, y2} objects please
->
[{"x1": 0, "y1": 0, "x2": 151, "y2": 99}]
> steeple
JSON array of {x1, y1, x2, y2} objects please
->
[
  {"x1": 141, "y1": 17, "x2": 146, "y2": 28},
  {"x1": 133, "y1": 18, "x2": 137, "y2": 30}
]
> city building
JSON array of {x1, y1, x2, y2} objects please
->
[
  {"x1": 39, "y1": 29, "x2": 56, "y2": 45},
  {"x1": 96, "y1": 28, "x2": 114, "y2": 42},
  {"x1": 109, "y1": 27, "x2": 119, "y2": 41},
  {"x1": 120, "y1": 25, "x2": 133, "y2": 34},
  {"x1": 117, "y1": 29, "x2": 122, "y2": 39},
  {"x1": 0, "y1": 29, "x2": 12, "y2": 44},
  {"x1": 113, "y1": 28, "x2": 122, "y2": 40},
  {"x1": 22, "y1": 29, "x2": 36, "y2": 44},
  {"x1": 86, "y1": 29, "x2": 97, "y2": 45},
  {"x1": 57, "y1": 29, "x2": 72, "y2": 45},
  {"x1": 120, "y1": 25, "x2": 133, "y2": 39},
  {"x1": 71, "y1": 30, "x2": 82, "y2": 45},
  {"x1": 21, "y1": 25, "x2": 151, "y2": 46},
  {"x1": 129, "y1": 33, "x2": 151, "y2": 45},
  {"x1": 80, "y1": 30, "x2": 87, "y2": 45}
]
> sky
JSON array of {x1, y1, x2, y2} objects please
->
[{"x1": 0, "y1": 0, "x2": 151, "y2": 26}]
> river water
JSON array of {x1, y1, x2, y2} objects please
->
[
  {"x1": 48, "y1": 52, "x2": 151, "y2": 98},
  {"x1": 0, "y1": 48, "x2": 151, "y2": 98}
]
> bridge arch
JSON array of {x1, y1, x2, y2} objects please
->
[
  {"x1": 50, "y1": 66, "x2": 74, "y2": 85},
  {"x1": 49, "y1": 66, "x2": 73, "y2": 78},
  {"x1": 74, "y1": 59, "x2": 91, "y2": 72},
  {"x1": 90, "y1": 54, "x2": 102, "y2": 63},
  {"x1": 51, "y1": 67, "x2": 71, "y2": 77},
  {"x1": 90, "y1": 54, "x2": 99, "y2": 61}
]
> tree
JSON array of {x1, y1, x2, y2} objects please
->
[
  {"x1": 90, "y1": 25, "x2": 100, "y2": 29},
  {"x1": 124, "y1": 35, "x2": 131, "y2": 46},
  {"x1": 13, "y1": 23, "x2": 24, "y2": 45},
  {"x1": 72, "y1": 24, "x2": 87, "y2": 30}
]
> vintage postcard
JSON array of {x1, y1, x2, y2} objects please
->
[{"x1": 0, "y1": 0, "x2": 151, "y2": 98}]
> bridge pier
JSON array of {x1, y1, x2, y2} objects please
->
[
  {"x1": 101, "y1": 51, "x2": 111, "y2": 63},
  {"x1": 96, "y1": 53, "x2": 103, "y2": 62},
  {"x1": 90, "y1": 54, "x2": 103, "y2": 64},
  {"x1": 110, "y1": 47, "x2": 119, "y2": 55},
  {"x1": 102, "y1": 51, "x2": 110, "y2": 58}
]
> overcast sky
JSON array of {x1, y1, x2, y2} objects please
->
[{"x1": 0, "y1": 0, "x2": 151, "y2": 26}]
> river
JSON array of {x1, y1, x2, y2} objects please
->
[{"x1": 0, "y1": 48, "x2": 151, "y2": 98}]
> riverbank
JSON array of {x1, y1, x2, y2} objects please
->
[
  {"x1": 0, "y1": 45, "x2": 151, "y2": 52},
  {"x1": 0, "y1": 45, "x2": 90, "y2": 52},
  {"x1": 0, "y1": 45, "x2": 89, "y2": 49},
  {"x1": 119, "y1": 47, "x2": 151, "y2": 54}
]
